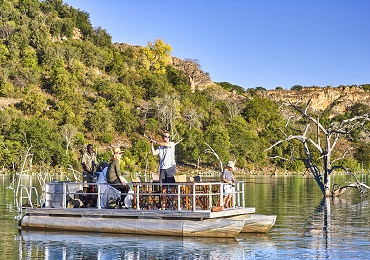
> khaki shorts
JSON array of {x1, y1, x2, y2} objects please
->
[{"x1": 223, "y1": 184, "x2": 233, "y2": 195}]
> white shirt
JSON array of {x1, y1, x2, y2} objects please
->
[{"x1": 154, "y1": 142, "x2": 176, "y2": 170}]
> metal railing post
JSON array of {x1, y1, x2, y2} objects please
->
[
  {"x1": 136, "y1": 184, "x2": 140, "y2": 209},
  {"x1": 242, "y1": 181, "x2": 245, "y2": 208},
  {"x1": 192, "y1": 183, "x2": 196, "y2": 211},
  {"x1": 177, "y1": 183, "x2": 181, "y2": 210},
  {"x1": 97, "y1": 183, "x2": 101, "y2": 209},
  {"x1": 62, "y1": 182, "x2": 66, "y2": 208},
  {"x1": 208, "y1": 183, "x2": 212, "y2": 209},
  {"x1": 232, "y1": 184, "x2": 236, "y2": 208},
  {"x1": 220, "y1": 183, "x2": 224, "y2": 207}
]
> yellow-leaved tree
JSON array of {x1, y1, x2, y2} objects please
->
[{"x1": 142, "y1": 39, "x2": 172, "y2": 74}]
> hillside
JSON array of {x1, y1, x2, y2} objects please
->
[{"x1": 0, "y1": 0, "x2": 368, "y2": 174}]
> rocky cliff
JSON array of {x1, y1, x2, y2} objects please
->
[{"x1": 260, "y1": 86, "x2": 370, "y2": 114}]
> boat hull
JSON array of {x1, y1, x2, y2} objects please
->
[
  {"x1": 20, "y1": 208, "x2": 275, "y2": 237},
  {"x1": 21, "y1": 215, "x2": 245, "y2": 238},
  {"x1": 228, "y1": 214, "x2": 276, "y2": 233}
]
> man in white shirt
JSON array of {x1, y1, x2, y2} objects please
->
[{"x1": 150, "y1": 131, "x2": 176, "y2": 209}]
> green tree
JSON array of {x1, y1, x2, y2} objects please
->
[
  {"x1": 355, "y1": 143, "x2": 370, "y2": 170},
  {"x1": 22, "y1": 46, "x2": 39, "y2": 70},
  {"x1": 142, "y1": 39, "x2": 172, "y2": 74},
  {"x1": 140, "y1": 72, "x2": 172, "y2": 99},
  {"x1": 242, "y1": 95, "x2": 284, "y2": 133},
  {"x1": 176, "y1": 126, "x2": 204, "y2": 166},
  {"x1": 227, "y1": 116, "x2": 262, "y2": 168},
  {"x1": 49, "y1": 59, "x2": 75, "y2": 97},
  {"x1": 20, "y1": 85, "x2": 47, "y2": 116},
  {"x1": 203, "y1": 122, "x2": 230, "y2": 168},
  {"x1": 0, "y1": 43, "x2": 9, "y2": 62},
  {"x1": 93, "y1": 26, "x2": 112, "y2": 48},
  {"x1": 217, "y1": 82, "x2": 245, "y2": 94},
  {"x1": 291, "y1": 85, "x2": 303, "y2": 91},
  {"x1": 87, "y1": 98, "x2": 114, "y2": 143},
  {"x1": 112, "y1": 101, "x2": 139, "y2": 134},
  {"x1": 18, "y1": 0, "x2": 40, "y2": 18}
]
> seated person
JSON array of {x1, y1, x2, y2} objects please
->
[{"x1": 107, "y1": 147, "x2": 130, "y2": 207}]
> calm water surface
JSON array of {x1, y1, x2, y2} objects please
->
[{"x1": 0, "y1": 174, "x2": 369, "y2": 259}]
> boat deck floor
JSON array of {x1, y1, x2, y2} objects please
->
[{"x1": 24, "y1": 207, "x2": 256, "y2": 219}]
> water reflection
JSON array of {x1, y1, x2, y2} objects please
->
[
  {"x1": 19, "y1": 231, "x2": 246, "y2": 259},
  {"x1": 304, "y1": 196, "x2": 370, "y2": 259}
]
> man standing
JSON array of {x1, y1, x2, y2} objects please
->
[
  {"x1": 222, "y1": 161, "x2": 236, "y2": 208},
  {"x1": 81, "y1": 144, "x2": 97, "y2": 193},
  {"x1": 150, "y1": 131, "x2": 176, "y2": 209}
]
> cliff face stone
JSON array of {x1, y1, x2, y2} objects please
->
[
  {"x1": 260, "y1": 86, "x2": 370, "y2": 114},
  {"x1": 171, "y1": 57, "x2": 215, "y2": 91}
]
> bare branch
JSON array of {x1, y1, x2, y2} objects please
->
[
  {"x1": 304, "y1": 98, "x2": 312, "y2": 114},
  {"x1": 331, "y1": 147, "x2": 354, "y2": 164},
  {"x1": 285, "y1": 115, "x2": 295, "y2": 127},
  {"x1": 317, "y1": 116, "x2": 321, "y2": 148},
  {"x1": 203, "y1": 142, "x2": 223, "y2": 172},
  {"x1": 302, "y1": 124, "x2": 310, "y2": 137},
  {"x1": 278, "y1": 128, "x2": 288, "y2": 137},
  {"x1": 269, "y1": 156, "x2": 289, "y2": 161},
  {"x1": 174, "y1": 138, "x2": 183, "y2": 145},
  {"x1": 290, "y1": 102, "x2": 328, "y2": 134}
]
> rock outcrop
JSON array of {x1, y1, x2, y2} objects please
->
[{"x1": 260, "y1": 86, "x2": 369, "y2": 114}]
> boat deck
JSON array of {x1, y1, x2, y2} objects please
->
[
  {"x1": 24, "y1": 207, "x2": 256, "y2": 219},
  {"x1": 21, "y1": 181, "x2": 275, "y2": 237}
]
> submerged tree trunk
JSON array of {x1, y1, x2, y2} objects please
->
[{"x1": 266, "y1": 101, "x2": 369, "y2": 197}]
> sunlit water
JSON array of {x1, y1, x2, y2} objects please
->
[{"x1": 0, "y1": 174, "x2": 369, "y2": 259}]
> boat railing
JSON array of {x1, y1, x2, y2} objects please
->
[
  {"x1": 44, "y1": 181, "x2": 245, "y2": 211},
  {"x1": 17, "y1": 185, "x2": 41, "y2": 209}
]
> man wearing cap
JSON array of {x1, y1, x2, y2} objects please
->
[
  {"x1": 150, "y1": 130, "x2": 176, "y2": 209},
  {"x1": 222, "y1": 161, "x2": 236, "y2": 208}
]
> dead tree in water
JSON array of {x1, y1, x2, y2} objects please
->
[{"x1": 266, "y1": 100, "x2": 369, "y2": 197}]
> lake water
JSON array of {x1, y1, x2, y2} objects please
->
[{"x1": 0, "y1": 174, "x2": 369, "y2": 259}]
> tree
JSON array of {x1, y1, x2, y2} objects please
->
[
  {"x1": 242, "y1": 95, "x2": 284, "y2": 137},
  {"x1": 217, "y1": 81, "x2": 245, "y2": 94},
  {"x1": 0, "y1": 21, "x2": 17, "y2": 44},
  {"x1": 266, "y1": 100, "x2": 370, "y2": 197},
  {"x1": 112, "y1": 101, "x2": 139, "y2": 134},
  {"x1": 61, "y1": 123, "x2": 77, "y2": 154},
  {"x1": 227, "y1": 116, "x2": 263, "y2": 169},
  {"x1": 140, "y1": 72, "x2": 172, "y2": 99},
  {"x1": 291, "y1": 85, "x2": 303, "y2": 91},
  {"x1": 20, "y1": 85, "x2": 47, "y2": 116},
  {"x1": 87, "y1": 98, "x2": 114, "y2": 143},
  {"x1": 142, "y1": 39, "x2": 172, "y2": 74},
  {"x1": 172, "y1": 58, "x2": 211, "y2": 92},
  {"x1": 355, "y1": 143, "x2": 370, "y2": 170},
  {"x1": 360, "y1": 84, "x2": 370, "y2": 91},
  {"x1": 203, "y1": 121, "x2": 231, "y2": 168},
  {"x1": 93, "y1": 26, "x2": 112, "y2": 48},
  {"x1": 255, "y1": 86, "x2": 266, "y2": 91},
  {"x1": 152, "y1": 94, "x2": 181, "y2": 135},
  {"x1": 0, "y1": 43, "x2": 9, "y2": 62}
]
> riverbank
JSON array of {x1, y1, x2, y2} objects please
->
[{"x1": 1, "y1": 164, "x2": 368, "y2": 178}]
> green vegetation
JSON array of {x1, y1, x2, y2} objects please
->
[
  {"x1": 217, "y1": 82, "x2": 245, "y2": 94},
  {"x1": 291, "y1": 85, "x2": 303, "y2": 91},
  {"x1": 361, "y1": 84, "x2": 370, "y2": 91},
  {"x1": 0, "y1": 0, "x2": 368, "y2": 174}
]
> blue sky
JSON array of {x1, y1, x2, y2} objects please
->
[{"x1": 64, "y1": 0, "x2": 370, "y2": 90}]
